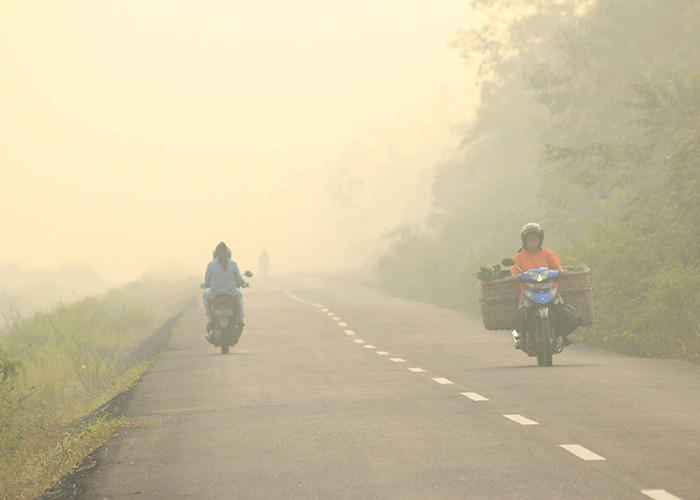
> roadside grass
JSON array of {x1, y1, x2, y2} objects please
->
[
  {"x1": 3, "y1": 408, "x2": 135, "y2": 500},
  {"x1": 0, "y1": 277, "x2": 196, "y2": 499}
]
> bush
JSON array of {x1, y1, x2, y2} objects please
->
[
  {"x1": 571, "y1": 215, "x2": 700, "y2": 362},
  {"x1": 373, "y1": 226, "x2": 475, "y2": 309}
]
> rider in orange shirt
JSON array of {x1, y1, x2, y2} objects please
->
[{"x1": 510, "y1": 223, "x2": 567, "y2": 348}]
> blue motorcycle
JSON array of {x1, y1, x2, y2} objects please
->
[{"x1": 502, "y1": 258, "x2": 564, "y2": 366}]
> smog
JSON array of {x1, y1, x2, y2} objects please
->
[{"x1": 0, "y1": 1, "x2": 479, "y2": 312}]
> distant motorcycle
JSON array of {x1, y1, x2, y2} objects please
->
[
  {"x1": 205, "y1": 271, "x2": 252, "y2": 354},
  {"x1": 502, "y1": 258, "x2": 567, "y2": 366}
]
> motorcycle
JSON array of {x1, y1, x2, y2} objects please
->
[
  {"x1": 205, "y1": 271, "x2": 253, "y2": 354},
  {"x1": 502, "y1": 258, "x2": 565, "y2": 366}
]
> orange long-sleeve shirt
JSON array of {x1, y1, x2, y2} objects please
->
[
  {"x1": 511, "y1": 247, "x2": 562, "y2": 275},
  {"x1": 511, "y1": 248, "x2": 563, "y2": 298}
]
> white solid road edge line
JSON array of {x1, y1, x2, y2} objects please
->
[
  {"x1": 461, "y1": 392, "x2": 489, "y2": 401},
  {"x1": 641, "y1": 489, "x2": 684, "y2": 500},
  {"x1": 559, "y1": 444, "x2": 606, "y2": 461},
  {"x1": 504, "y1": 414, "x2": 539, "y2": 425}
]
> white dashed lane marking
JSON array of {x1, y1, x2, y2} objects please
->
[
  {"x1": 461, "y1": 392, "x2": 488, "y2": 401},
  {"x1": 641, "y1": 489, "x2": 684, "y2": 500},
  {"x1": 559, "y1": 444, "x2": 606, "y2": 461},
  {"x1": 285, "y1": 291, "x2": 308, "y2": 303},
  {"x1": 432, "y1": 377, "x2": 453, "y2": 385},
  {"x1": 504, "y1": 414, "x2": 539, "y2": 426},
  {"x1": 311, "y1": 295, "x2": 685, "y2": 500}
]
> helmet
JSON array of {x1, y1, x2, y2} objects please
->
[
  {"x1": 213, "y1": 242, "x2": 232, "y2": 259},
  {"x1": 520, "y1": 222, "x2": 544, "y2": 247}
]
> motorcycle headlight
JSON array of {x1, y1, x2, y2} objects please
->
[
  {"x1": 525, "y1": 269, "x2": 548, "y2": 281},
  {"x1": 523, "y1": 268, "x2": 558, "y2": 282}
]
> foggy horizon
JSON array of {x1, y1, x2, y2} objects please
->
[{"x1": 1, "y1": 1, "x2": 480, "y2": 300}]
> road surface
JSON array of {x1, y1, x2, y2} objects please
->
[{"x1": 82, "y1": 275, "x2": 700, "y2": 499}]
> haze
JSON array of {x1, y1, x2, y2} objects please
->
[{"x1": 1, "y1": 1, "x2": 478, "y2": 296}]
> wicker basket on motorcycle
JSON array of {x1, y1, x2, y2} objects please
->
[
  {"x1": 478, "y1": 278, "x2": 520, "y2": 330},
  {"x1": 557, "y1": 268, "x2": 594, "y2": 326},
  {"x1": 478, "y1": 267, "x2": 594, "y2": 330}
]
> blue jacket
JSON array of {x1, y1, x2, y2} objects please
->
[{"x1": 203, "y1": 259, "x2": 245, "y2": 294}]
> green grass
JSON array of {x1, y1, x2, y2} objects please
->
[{"x1": 0, "y1": 277, "x2": 196, "y2": 499}]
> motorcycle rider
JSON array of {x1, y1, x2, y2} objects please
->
[
  {"x1": 202, "y1": 242, "x2": 248, "y2": 331},
  {"x1": 510, "y1": 223, "x2": 567, "y2": 348}
]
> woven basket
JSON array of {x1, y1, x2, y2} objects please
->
[
  {"x1": 558, "y1": 269, "x2": 594, "y2": 326},
  {"x1": 478, "y1": 267, "x2": 594, "y2": 330}
]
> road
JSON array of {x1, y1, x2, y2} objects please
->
[{"x1": 82, "y1": 274, "x2": 700, "y2": 499}]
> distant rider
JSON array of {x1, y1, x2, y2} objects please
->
[{"x1": 202, "y1": 242, "x2": 248, "y2": 331}]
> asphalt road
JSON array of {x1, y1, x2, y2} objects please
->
[{"x1": 82, "y1": 274, "x2": 700, "y2": 499}]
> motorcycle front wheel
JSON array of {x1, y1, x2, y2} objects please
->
[{"x1": 536, "y1": 316, "x2": 554, "y2": 367}]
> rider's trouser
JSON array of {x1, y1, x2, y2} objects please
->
[
  {"x1": 516, "y1": 307, "x2": 528, "y2": 334},
  {"x1": 516, "y1": 298, "x2": 531, "y2": 334}
]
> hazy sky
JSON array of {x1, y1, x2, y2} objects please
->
[{"x1": 1, "y1": 1, "x2": 479, "y2": 286}]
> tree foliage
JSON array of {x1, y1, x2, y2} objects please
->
[{"x1": 375, "y1": 0, "x2": 700, "y2": 361}]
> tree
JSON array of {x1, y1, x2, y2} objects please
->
[{"x1": 374, "y1": 0, "x2": 700, "y2": 360}]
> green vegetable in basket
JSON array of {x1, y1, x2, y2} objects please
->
[{"x1": 474, "y1": 264, "x2": 503, "y2": 282}]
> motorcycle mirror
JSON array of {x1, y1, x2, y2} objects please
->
[
  {"x1": 244, "y1": 270, "x2": 253, "y2": 277},
  {"x1": 502, "y1": 258, "x2": 515, "y2": 267}
]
